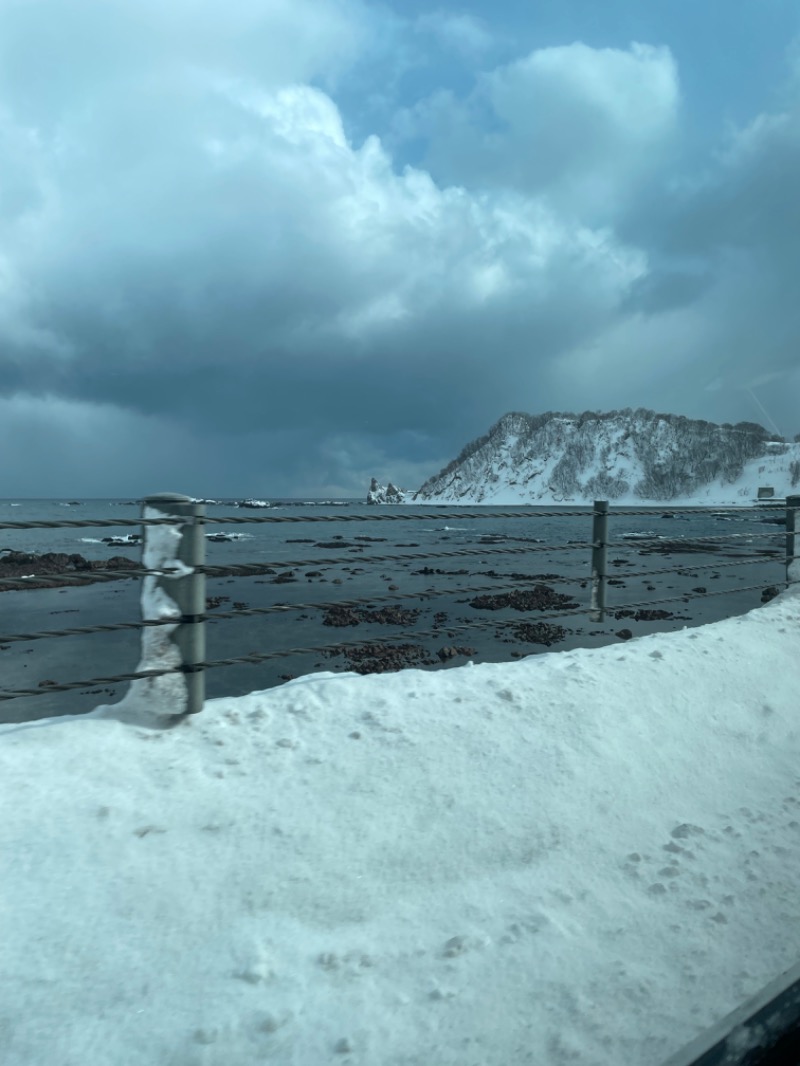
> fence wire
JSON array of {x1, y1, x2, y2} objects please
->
[
  {"x1": 1, "y1": 500, "x2": 794, "y2": 706},
  {"x1": 0, "y1": 579, "x2": 784, "y2": 703},
  {"x1": 1, "y1": 545, "x2": 783, "y2": 646},
  {"x1": 0, "y1": 502, "x2": 788, "y2": 533},
  {"x1": 0, "y1": 542, "x2": 594, "y2": 590}
]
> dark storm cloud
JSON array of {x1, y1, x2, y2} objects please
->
[
  {"x1": 1, "y1": 1, "x2": 799, "y2": 496},
  {"x1": 0, "y1": 57, "x2": 645, "y2": 442},
  {"x1": 620, "y1": 270, "x2": 713, "y2": 315}
]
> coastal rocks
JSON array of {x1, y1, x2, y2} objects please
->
[
  {"x1": 510, "y1": 622, "x2": 568, "y2": 646},
  {"x1": 322, "y1": 606, "x2": 421, "y2": 627},
  {"x1": 206, "y1": 596, "x2": 230, "y2": 610},
  {"x1": 273, "y1": 571, "x2": 297, "y2": 584},
  {"x1": 366, "y1": 479, "x2": 410, "y2": 505},
  {"x1": 0, "y1": 551, "x2": 140, "y2": 591},
  {"x1": 636, "y1": 539, "x2": 723, "y2": 556},
  {"x1": 412, "y1": 566, "x2": 470, "y2": 577},
  {"x1": 613, "y1": 608, "x2": 681, "y2": 622},
  {"x1": 322, "y1": 606, "x2": 360, "y2": 627},
  {"x1": 327, "y1": 642, "x2": 433, "y2": 674},
  {"x1": 436, "y1": 645, "x2": 476, "y2": 661},
  {"x1": 467, "y1": 585, "x2": 579, "y2": 612}
]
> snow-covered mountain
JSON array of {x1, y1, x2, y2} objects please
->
[{"x1": 411, "y1": 409, "x2": 800, "y2": 506}]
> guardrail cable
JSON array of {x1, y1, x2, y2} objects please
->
[
  {"x1": 608, "y1": 531, "x2": 784, "y2": 546},
  {"x1": 0, "y1": 551, "x2": 783, "y2": 644},
  {"x1": 0, "y1": 504, "x2": 787, "y2": 532},
  {"x1": 0, "y1": 602, "x2": 609, "y2": 701},
  {"x1": 200, "y1": 542, "x2": 595, "y2": 576},
  {"x1": 0, "y1": 540, "x2": 782, "y2": 590},
  {"x1": 0, "y1": 578, "x2": 781, "y2": 703}
]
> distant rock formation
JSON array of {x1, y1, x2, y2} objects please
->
[
  {"x1": 367, "y1": 478, "x2": 410, "y2": 505},
  {"x1": 410, "y1": 409, "x2": 800, "y2": 506}
]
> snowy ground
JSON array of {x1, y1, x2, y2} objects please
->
[{"x1": 1, "y1": 587, "x2": 799, "y2": 1066}]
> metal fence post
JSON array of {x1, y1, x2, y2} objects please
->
[
  {"x1": 787, "y1": 495, "x2": 800, "y2": 587},
  {"x1": 590, "y1": 500, "x2": 609, "y2": 623},
  {"x1": 143, "y1": 493, "x2": 206, "y2": 715}
]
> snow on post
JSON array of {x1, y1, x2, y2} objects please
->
[{"x1": 109, "y1": 494, "x2": 206, "y2": 723}]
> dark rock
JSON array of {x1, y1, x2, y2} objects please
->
[
  {"x1": 636, "y1": 539, "x2": 724, "y2": 556},
  {"x1": 323, "y1": 605, "x2": 421, "y2": 627},
  {"x1": 411, "y1": 566, "x2": 470, "y2": 576},
  {"x1": 326, "y1": 642, "x2": 431, "y2": 675},
  {"x1": 616, "y1": 629, "x2": 633, "y2": 640},
  {"x1": 468, "y1": 584, "x2": 578, "y2": 612},
  {"x1": 323, "y1": 606, "x2": 361, "y2": 627},
  {"x1": 436, "y1": 645, "x2": 476, "y2": 661},
  {"x1": 761, "y1": 585, "x2": 780, "y2": 603},
  {"x1": 615, "y1": 608, "x2": 675, "y2": 622},
  {"x1": 0, "y1": 551, "x2": 140, "y2": 591},
  {"x1": 273, "y1": 571, "x2": 297, "y2": 584},
  {"x1": 511, "y1": 622, "x2": 568, "y2": 646}
]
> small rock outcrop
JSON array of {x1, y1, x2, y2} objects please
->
[{"x1": 366, "y1": 479, "x2": 409, "y2": 505}]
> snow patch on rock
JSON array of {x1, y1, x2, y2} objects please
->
[{"x1": 366, "y1": 478, "x2": 411, "y2": 504}]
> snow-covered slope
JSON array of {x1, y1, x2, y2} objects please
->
[{"x1": 413, "y1": 409, "x2": 800, "y2": 506}]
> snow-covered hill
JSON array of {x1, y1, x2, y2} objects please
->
[{"x1": 412, "y1": 409, "x2": 800, "y2": 506}]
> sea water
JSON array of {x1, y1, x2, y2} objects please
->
[{"x1": 0, "y1": 498, "x2": 786, "y2": 723}]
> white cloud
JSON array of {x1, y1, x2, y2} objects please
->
[
  {"x1": 415, "y1": 11, "x2": 493, "y2": 57},
  {"x1": 0, "y1": 0, "x2": 370, "y2": 125},
  {"x1": 399, "y1": 41, "x2": 680, "y2": 219},
  {"x1": 0, "y1": 71, "x2": 645, "y2": 389}
]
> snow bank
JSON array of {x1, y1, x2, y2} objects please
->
[{"x1": 1, "y1": 588, "x2": 799, "y2": 1065}]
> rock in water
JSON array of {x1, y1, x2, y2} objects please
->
[{"x1": 366, "y1": 478, "x2": 409, "y2": 504}]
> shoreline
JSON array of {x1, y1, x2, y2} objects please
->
[{"x1": 0, "y1": 542, "x2": 785, "y2": 725}]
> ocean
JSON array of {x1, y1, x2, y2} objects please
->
[{"x1": 0, "y1": 498, "x2": 787, "y2": 724}]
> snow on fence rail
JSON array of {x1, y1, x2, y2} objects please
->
[{"x1": 0, "y1": 494, "x2": 797, "y2": 711}]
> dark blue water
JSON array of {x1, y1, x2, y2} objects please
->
[{"x1": 0, "y1": 498, "x2": 786, "y2": 723}]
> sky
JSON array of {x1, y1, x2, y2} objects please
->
[
  {"x1": 1, "y1": 0, "x2": 800, "y2": 497},
  {"x1": 2, "y1": 578, "x2": 799, "y2": 1064}
]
